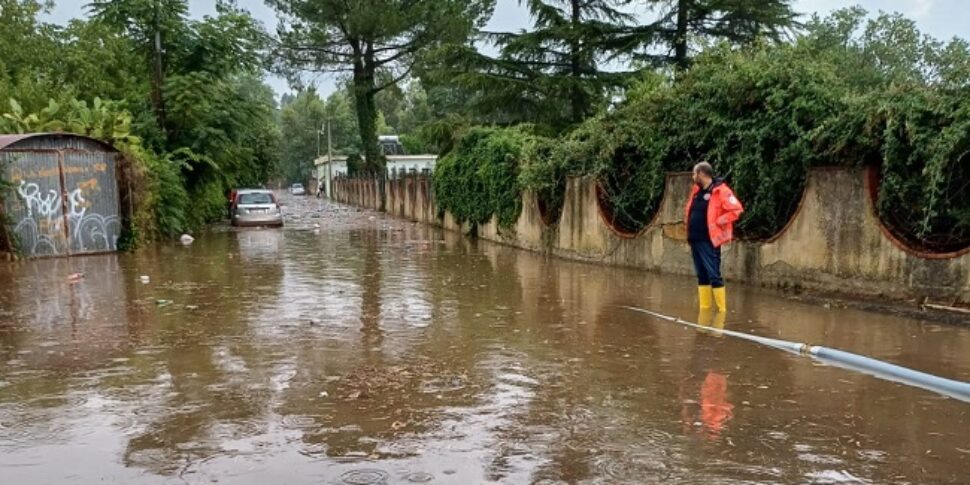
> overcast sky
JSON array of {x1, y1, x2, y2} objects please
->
[{"x1": 44, "y1": 0, "x2": 969, "y2": 98}]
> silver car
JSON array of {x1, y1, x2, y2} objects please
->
[
  {"x1": 289, "y1": 183, "x2": 305, "y2": 196},
  {"x1": 231, "y1": 190, "x2": 284, "y2": 227}
]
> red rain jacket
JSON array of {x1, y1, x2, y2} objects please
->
[{"x1": 685, "y1": 181, "x2": 744, "y2": 248}]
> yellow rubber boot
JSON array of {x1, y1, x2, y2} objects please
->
[
  {"x1": 713, "y1": 287, "x2": 727, "y2": 313},
  {"x1": 696, "y1": 308, "x2": 717, "y2": 336},
  {"x1": 698, "y1": 285, "x2": 713, "y2": 311},
  {"x1": 712, "y1": 310, "x2": 726, "y2": 330},
  {"x1": 697, "y1": 308, "x2": 714, "y2": 327}
]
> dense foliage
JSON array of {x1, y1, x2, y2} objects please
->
[
  {"x1": 268, "y1": 0, "x2": 494, "y2": 173},
  {"x1": 609, "y1": 39, "x2": 849, "y2": 239},
  {"x1": 436, "y1": 0, "x2": 798, "y2": 133},
  {"x1": 641, "y1": 0, "x2": 798, "y2": 69},
  {"x1": 434, "y1": 8, "x2": 970, "y2": 251},
  {"x1": 432, "y1": 127, "x2": 535, "y2": 228},
  {"x1": 2, "y1": 1, "x2": 967, "y2": 253},
  {"x1": 519, "y1": 111, "x2": 666, "y2": 233},
  {"x1": 436, "y1": 0, "x2": 640, "y2": 130},
  {"x1": 0, "y1": 0, "x2": 280, "y2": 244}
]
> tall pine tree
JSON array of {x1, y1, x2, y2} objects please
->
[
  {"x1": 438, "y1": 0, "x2": 642, "y2": 130},
  {"x1": 644, "y1": 0, "x2": 798, "y2": 70}
]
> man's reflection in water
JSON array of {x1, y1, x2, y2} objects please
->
[{"x1": 680, "y1": 310, "x2": 733, "y2": 441}]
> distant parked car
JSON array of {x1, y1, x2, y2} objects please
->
[
  {"x1": 231, "y1": 189, "x2": 284, "y2": 227},
  {"x1": 289, "y1": 183, "x2": 305, "y2": 195}
]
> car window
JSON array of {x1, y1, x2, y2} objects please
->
[{"x1": 238, "y1": 193, "x2": 274, "y2": 205}]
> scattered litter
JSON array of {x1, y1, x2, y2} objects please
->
[
  {"x1": 67, "y1": 273, "x2": 84, "y2": 283},
  {"x1": 179, "y1": 234, "x2": 195, "y2": 245},
  {"x1": 155, "y1": 299, "x2": 173, "y2": 307},
  {"x1": 185, "y1": 305, "x2": 199, "y2": 310},
  {"x1": 139, "y1": 275, "x2": 150, "y2": 284},
  {"x1": 922, "y1": 302, "x2": 970, "y2": 315},
  {"x1": 319, "y1": 391, "x2": 329, "y2": 398}
]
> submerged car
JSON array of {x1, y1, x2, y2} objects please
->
[
  {"x1": 231, "y1": 190, "x2": 284, "y2": 227},
  {"x1": 289, "y1": 183, "x2": 306, "y2": 195}
]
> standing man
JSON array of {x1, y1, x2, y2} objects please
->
[{"x1": 685, "y1": 162, "x2": 744, "y2": 313}]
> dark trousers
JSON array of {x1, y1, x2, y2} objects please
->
[{"x1": 690, "y1": 239, "x2": 723, "y2": 288}]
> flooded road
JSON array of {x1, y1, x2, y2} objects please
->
[{"x1": 1, "y1": 194, "x2": 969, "y2": 484}]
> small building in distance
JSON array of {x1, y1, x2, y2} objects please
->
[{"x1": 314, "y1": 136, "x2": 436, "y2": 198}]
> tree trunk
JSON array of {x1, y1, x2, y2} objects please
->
[
  {"x1": 674, "y1": 0, "x2": 690, "y2": 71},
  {"x1": 352, "y1": 46, "x2": 382, "y2": 176},
  {"x1": 353, "y1": 86, "x2": 380, "y2": 174},
  {"x1": 569, "y1": 0, "x2": 583, "y2": 123}
]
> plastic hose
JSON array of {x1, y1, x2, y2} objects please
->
[
  {"x1": 809, "y1": 346, "x2": 970, "y2": 403},
  {"x1": 620, "y1": 306, "x2": 805, "y2": 355},
  {"x1": 620, "y1": 306, "x2": 970, "y2": 403}
]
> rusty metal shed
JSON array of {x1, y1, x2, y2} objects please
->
[{"x1": 1, "y1": 133, "x2": 125, "y2": 257}]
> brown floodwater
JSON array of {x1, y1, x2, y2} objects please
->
[{"x1": 1, "y1": 195, "x2": 969, "y2": 484}]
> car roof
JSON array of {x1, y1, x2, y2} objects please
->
[{"x1": 236, "y1": 189, "x2": 273, "y2": 194}]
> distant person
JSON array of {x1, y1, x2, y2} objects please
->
[{"x1": 685, "y1": 162, "x2": 744, "y2": 313}]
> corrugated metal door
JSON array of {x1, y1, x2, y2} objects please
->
[
  {"x1": 2, "y1": 149, "x2": 121, "y2": 257},
  {"x1": 62, "y1": 150, "x2": 121, "y2": 254},
  {"x1": 1, "y1": 150, "x2": 69, "y2": 256}
]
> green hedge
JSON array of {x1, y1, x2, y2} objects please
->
[
  {"x1": 432, "y1": 127, "x2": 534, "y2": 228},
  {"x1": 875, "y1": 87, "x2": 970, "y2": 251},
  {"x1": 511, "y1": 9, "x2": 970, "y2": 250},
  {"x1": 614, "y1": 41, "x2": 849, "y2": 239},
  {"x1": 0, "y1": 160, "x2": 14, "y2": 253},
  {"x1": 520, "y1": 113, "x2": 666, "y2": 233}
]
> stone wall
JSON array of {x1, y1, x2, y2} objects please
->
[{"x1": 332, "y1": 168, "x2": 970, "y2": 305}]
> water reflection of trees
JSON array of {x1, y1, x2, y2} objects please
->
[
  {"x1": 121, "y1": 230, "x2": 285, "y2": 476},
  {"x1": 270, "y1": 225, "x2": 471, "y2": 460},
  {"x1": 3, "y1": 220, "x2": 970, "y2": 482},
  {"x1": 353, "y1": 228, "x2": 384, "y2": 351},
  {"x1": 0, "y1": 254, "x2": 132, "y2": 445},
  {"x1": 0, "y1": 256, "x2": 125, "y2": 369}
]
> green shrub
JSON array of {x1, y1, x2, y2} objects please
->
[
  {"x1": 141, "y1": 150, "x2": 190, "y2": 238},
  {"x1": 875, "y1": 87, "x2": 970, "y2": 251},
  {"x1": 0, "y1": 160, "x2": 16, "y2": 253},
  {"x1": 432, "y1": 127, "x2": 532, "y2": 228},
  {"x1": 516, "y1": 9, "x2": 970, "y2": 249},
  {"x1": 519, "y1": 136, "x2": 564, "y2": 224},
  {"x1": 519, "y1": 108, "x2": 666, "y2": 234},
  {"x1": 619, "y1": 41, "x2": 850, "y2": 239},
  {"x1": 186, "y1": 179, "x2": 228, "y2": 230},
  {"x1": 399, "y1": 133, "x2": 427, "y2": 155}
]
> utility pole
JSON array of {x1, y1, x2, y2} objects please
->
[
  {"x1": 151, "y1": 8, "x2": 167, "y2": 136},
  {"x1": 327, "y1": 118, "x2": 333, "y2": 199}
]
